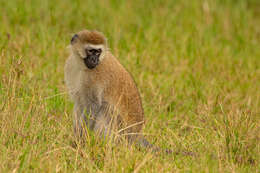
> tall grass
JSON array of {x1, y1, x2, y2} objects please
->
[{"x1": 0, "y1": 0, "x2": 259, "y2": 172}]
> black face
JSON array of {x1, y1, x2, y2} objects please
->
[{"x1": 83, "y1": 48, "x2": 102, "y2": 69}]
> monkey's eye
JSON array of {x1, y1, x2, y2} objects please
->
[
  {"x1": 97, "y1": 49, "x2": 102, "y2": 53},
  {"x1": 89, "y1": 49, "x2": 96, "y2": 53},
  {"x1": 87, "y1": 48, "x2": 102, "y2": 55}
]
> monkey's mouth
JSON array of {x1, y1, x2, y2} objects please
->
[{"x1": 83, "y1": 56, "x2": 99, "y2": 69}]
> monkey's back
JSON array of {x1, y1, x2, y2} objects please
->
[{"x1": 92, "y1": 51, "x2": 145, "y2": 133}]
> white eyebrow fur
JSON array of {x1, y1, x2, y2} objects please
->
[{"x1": 84, "y1": 44, "x2": 104, "y2": 49}]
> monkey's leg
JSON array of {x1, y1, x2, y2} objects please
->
[{"x1": 93, "y1": 102, "x2": 126, "y2": 142}]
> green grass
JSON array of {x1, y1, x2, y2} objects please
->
[{"x1": 0, "y1": 0, "x2": 259, "y2": 172}]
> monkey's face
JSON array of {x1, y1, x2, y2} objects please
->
[
  {"x1": 70, "y1": 33, "x2": 106, "y2": 70},
  {"x1": 83, "y1": 47, "x2": 102, "y2": 69}
]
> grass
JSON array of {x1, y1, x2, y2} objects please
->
[{"x1": 0, "y1": 0, "x2": 259, "y2": 172}]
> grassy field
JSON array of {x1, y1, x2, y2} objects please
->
[{"x1": 0, "y1": 0, "x2": 260, "y2": 172}]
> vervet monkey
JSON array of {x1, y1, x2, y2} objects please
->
[{"x1": 64, "y1": 30, "x2": 165, "y2": 152}]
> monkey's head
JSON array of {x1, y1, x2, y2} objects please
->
[{"x1": 70, "y1": 30, "x2": 107, "y2": 69}]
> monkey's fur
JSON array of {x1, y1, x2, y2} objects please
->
[{"x1": 64, "y1": 30, "x2": 154, "y2": 149}]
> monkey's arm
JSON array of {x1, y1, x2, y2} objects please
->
[{"x1": 73, "y1": 88, "x2": 103, "y2": 138}]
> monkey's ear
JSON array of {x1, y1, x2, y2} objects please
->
[{"x1": 71, "y1": 34, "x2": 79, "y2": 44}]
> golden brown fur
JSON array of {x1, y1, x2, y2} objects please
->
[
  {"x1": 79, "y1": 51, "x2": 144, "y2": 135},
  {"x1": 77, "y1": 30, "x2": 106, "y2": 45}
]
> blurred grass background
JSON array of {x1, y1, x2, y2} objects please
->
[{"x1": 0, "y1": 0, "x2": 259, "y2": 172}]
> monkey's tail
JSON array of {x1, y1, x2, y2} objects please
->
[
  {"x1": 137, "y1": 136, "x2": 173, "y2": 154},
  {"x1": 137, "y1": 136, "x2": 195, "y2": 155}
]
